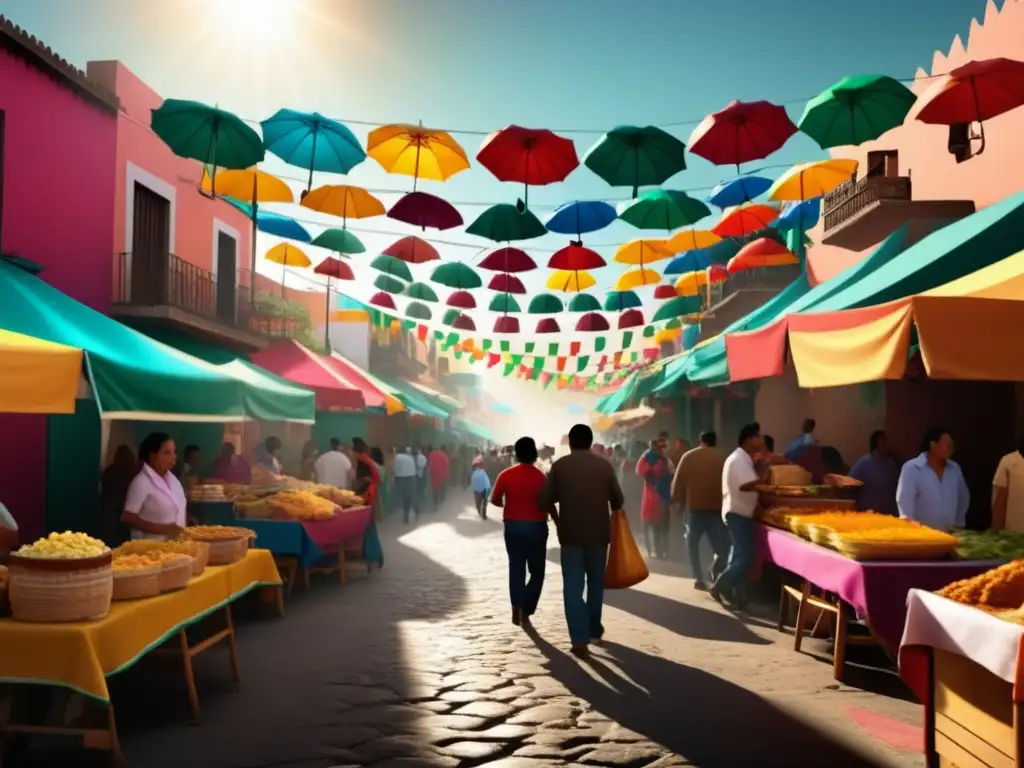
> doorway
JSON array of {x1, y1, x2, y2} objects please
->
[
  {"x1": 130, "y1": 182, "x2": 171, "y2": 304},
  {"x1": 215, "y1": 230, "x2": 237, "y2": 322}
]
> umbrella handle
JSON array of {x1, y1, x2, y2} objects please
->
[
  {"x1": 324, "y1": 274, "x2": 331, "y2": 352},
  {"x1": 307, "y1": 132, "x2": 318, "y2": 195},
  {"x1": 201, "y1": 118, "x2": 220, "y2": 201}
]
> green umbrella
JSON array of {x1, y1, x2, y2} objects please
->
[
  {"x1": 406, "y1": 301, "x2": 432, "y2": 320},
  {"x1": 798, "y1": 75, "x2": 916, "y2": 150},
  {"x1": 370, "y1": 254, "x2": 414, "y2": 282},
  {"x1": 488, "y1": 294, "x2": 521, "y2": 313},
  {"x1": 567, "y1": 293, "x2": 601, "y2": 312},
  {"x1": 653, "y1": 294, "x2": 702, "y2": 322},
  {"x1": 431, "y1": 261, "x2": 482, "y2": 289},
  {"x1": 603, "y1": 290, "x2": 642, "y2": 312},
  {"x1": 373, "y1": 273, "x2": 406, "y2": 294},
  {"x1": 618, "y1": 189, "x2": 711, "y2": 231},
  {"x1": 583, "y1": 125, "x2": 687, "y2": 198},
  {"x1": 151, "y1": 99, "x2": 264, "y2": 197},
  {"x1": 311, "y1": 228, "x2": 365, "y2": 255},
  {"x1": 442, "y1": 308, "x2": 463, "y2": 326},
  {"x1": 404, "y1": 281, "x2": 439, "y2": 302},
  {"x1": 466, "y1": 204, "x2": 547, "y2": 242},
  {"x1": 528, "y1": 293, "x2": 564, "y2": 313}
]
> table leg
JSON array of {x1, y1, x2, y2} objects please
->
[
  {"x1": 793, "y1": 581, "x2": 811, "y2": 653},
  {"x1": 178, "y1": 629, "x2": 202, "y2": 723},
  {"x1": 225, "y1": 606, "x2": 241, "y2": 684},
  {"x1": 338, "y1": 549, "x2": 347, "y2": 586},
  {"x1": 833, "y1": 601, "x2": 849, "y2": 682},
  {"x1": 302, "y1": 567, "x2": 310, "y2": 588},
  {"x1": 777, "y1": 583, "x2": 787, "y2": 632}
]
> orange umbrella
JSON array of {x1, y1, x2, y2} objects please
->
[
  {"x1": 713, "y1": 203, "x2": 780, "y2": 238},
  {"x1": 726, "y1": 237, "x2": 799, "y2": 274}
]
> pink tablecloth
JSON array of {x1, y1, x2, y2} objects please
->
[
  {"x1": 756, "y1": 524, "x2": 997, "y2": 653},
  {"x1": 302, "y1": 506, "x2": 372, "y2": 555}
]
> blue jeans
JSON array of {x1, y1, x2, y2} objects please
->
[
  {"x1": 504, "y1": 521, "x2": 548, "y2": 615},
  {"x1": 687, "y1": 510, "x2": 729, "y2": 582},
  {"x1": 560, "y1": 545, "x2": 608, "y2": 645},
  {"x1": 395, "y1": 476, "x2": 417, "y2": 522},
  {"x1": 716, "y1": 513, "x2": 756, "y2": 602}
]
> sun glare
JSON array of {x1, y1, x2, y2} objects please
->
[{"x1": 211, "y1": 0, "x2": 296, "y2": 43}]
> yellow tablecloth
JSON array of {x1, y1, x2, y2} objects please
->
[{"x1": 0, "y1": 549, "x2": 280, "y2": 703}]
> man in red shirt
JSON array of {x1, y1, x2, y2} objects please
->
[{"x1": 491, "y1": 436, "x2": 551, "y2": 628}]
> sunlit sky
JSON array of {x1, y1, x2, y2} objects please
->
[{"x1": 2, "y1": 0, "x2": 991, "y2": 336}]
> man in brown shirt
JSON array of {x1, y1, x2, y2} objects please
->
[
  {"x1": 671, "y1": 431, "x2": 729, "y2": 591},
  {"x1": 542, "y1": 424, "x2": 625, "y2": 658}
]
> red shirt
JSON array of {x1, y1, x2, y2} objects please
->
[{"x1": 490, "y1": 463, "x2": 548, "y2": 522}]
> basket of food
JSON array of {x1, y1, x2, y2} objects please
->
[
  {"x1": 8, "y1": 532, "x2": 113, "y2": 622},
  {"x1": 111, "y1": 557, "x2": 161, "y2": 601},
  {"x1": 158, "y1": 554, "x2": 193, "y2": 592},
  {"x1": 115, "y1": 539, "x2": 209, "y2": 577},
  {"x1": 183, "y1": 526, "x2": 256, "y2": 565},
  {"x1": 831, "y1": 536, "x2": 959, "y2": 561},
  {"x1": 827, "y1": 518, "x2": 960, "y2": 561}
]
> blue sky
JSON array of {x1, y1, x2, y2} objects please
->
[{"x1": 2, "y1": 0, "x2": 992, "y2": 329}]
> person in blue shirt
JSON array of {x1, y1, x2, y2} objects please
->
[
  {"x1": 470, "y1": 457, "x2": 492, "y2": 519},
  {"x1": 784, "y1": 418, "x2": 817, "y2": 461},
  {"x1": 896, "y1": 427, "x2": 970, "y2": 531}
]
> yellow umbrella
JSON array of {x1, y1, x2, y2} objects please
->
[
  {"x1": 265, "y1": 243, "x2": 312, "y2": 297},
  {"x1": 665, "y1": 229, "x2": 721, "y2": 254},
  {"x1": 614, "y1": 268, "x2": 661, "y2": 290},
  {"x1": 0, "y1": 330, "x2": 82, "y2": 414},
  {"x1": 546, "y1": 269, "x2": 596, "y2": 292},
  {"x1": 655, "y1": 327, "x2": 682, "y2": 344},
  {"x1": 613, "y1": 239, "x2": 671, "y2": 269},
  {"x1": 301, "y1": 184, "x2": 386, "y2": 222},
  {"x1": 674, "y1": 270, "x2": 708, "y2": 297},
  {"x1": 768, "y1": 158, "x2": 859, "y2": 202},
  {"x1": 367, "y1": 123, "x2": 470, "y2": 189}
]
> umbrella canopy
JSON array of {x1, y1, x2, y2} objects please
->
[
  {"x1": 201, "y1": 167, "x2": 293, "y2": 203},
  {"x1": 388, "y1": 191, "x2": 463, "y2": 231},
  {"x1": 708, "y1": 176, "x2": 772, "y2": 208},
  {"x1": 265, "y1": 243, "x2": 311, "y2": 268},
  {"x1": 383, "y1": 236, "x2": 440, "y2": 264},
  {"x1": 0, "y1": 330, "x2": 82, "y2": 414},
  {"x1": 567, "y1": 293, "x2": 601, "y2": 313},
  {"x1": 674, "y1": 270, "x2": 708, "y2": 296},
  {"x1": 442, "y1": 308, "x2": 463, "y2": 325},
  {"x1": 583, "y1": 125, "x2": 687, "y2": 197},
  {"x1": 528, "y1": 293, "x2": 564, "y2": 313},
  {"x1": 688, "y1": 100, "x2": 797, "y2": 168},
  {"x1": 493, "y1": 316, "x2": 520, "y2": 333},
  {"x1": 707, "y1": 263, "x2": 728, "y2": 284},
  {"x1": 535, "y1": 318, "x2": 561, "y2": 333},
  {"x1": 799, "y1": 75, "x2": 917, "y2": 149},
  {"x1": 404, "y1": 282, "x2": 439, "y2": 302},
  {"x1": 618, "y1": 189, "x2": 711, "y2": 231},
  {"x1": 727, "y1": 237, "x2": 800, "y2": 273},
  {"x1": 618, "y1": 308, "x2": 645, "y2": 329},
  {"x1": 452, "y1": 314, "x2": 476, "y2": 331},
  {"x1": 405, "y1": 301, "x2": 432, "y2": 321},
  {"x1": 477, "y1": 125, "x2": 578, "y2": 205},
  {"x1": 367, "y1": 123, "x2": 470, "y2": 187},
  {"x1": 776, "y1": 198, "x2": 821, "y2": 232},
  {"x1": 432, "y1": 261, "x2": 483, "y2": 289},
  {"x1": 487, "y1": 273, "x2": 527, "y2": 294},
  {"x1": 224, "y1": 198, "x2": 311, "y2": 241},
  {"x1": 653, "y1": 283, "x2": 679, "y2": 299},
  {"x1": 768, "y1": 159, "x2": 858, "y2": 202},
  {"x1": 301, "y1": 185, "x2": 385, "y2": 222},
  {"x1": 910, "y1": 58, "x2": 1024, "y2": 125},
  {"x1": 373, "y1": 273, "x2": 407, "y2": 294},
  {"x1": 466, "y1": 204, "x2": 547, "y2": 242},
  {"x1": 545, "y1": 200, "x2": 617, "y2": 237},
  {"x1": 713, "y1": 203, "x2": 780, "y2": 237},
  {"x1": 614, "y1": 268, "x2": 660, "y2": 290},
  {"x1": 603, "y1": 290, "x2": 642, "y2": 311},
  {"x1": 613, "y1": 239, "x2": 671, "y2": 267},
  {"x1": 311, "y1": 228, "x2": 365, "y2": 255},
  {"x1": 575, "y1": 312, "x2": 609, "y2": 332},
  {"x1": 664, "y1": 249, "x2": 712, "y2": 275},
  {"x1": 313, "y1": 256, "x2": 355, "y2": 281},
  {"x1": 369, "y1": 291, "x2": 397, "y2": 309},
  {"x1": 260, "y1": 109, "x2": 366, "y2": 191},
  {"x1": 546, "y1": 270, "x2": 596, "y2": 292},
  {"x1": 653, "y1": 294, "x2": 703, "y2": 322},
  {"x1": 665, "y1": 228, "x2": 721, "y2": 254},
  {"x1": 446, "y1": 290, "x2": 476, "y2": 309},
  {"x1": 549, "y1": 243, "x2": 606, "y2": 271},
  {"x1": 478, "y1": 247, "x2": 537, "y2": 273},
  {"x1": 370, "y1": 254, "x2": 414, "y2": 282},
  {"x1": 488, "y1": 294, "x2": 521, "y2": 313}
]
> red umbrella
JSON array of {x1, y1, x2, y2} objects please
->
[
  {"x1": 653, "y1": 284, "x2": 677, "y2": 300},
  {"x1": 726, "y1": 237, "x2": 799, "y2": 274},
  {"x1": 548, "y1": 243, "x2": 606, "y2": 270},
  {"x1": 689, "y1": 100, "x2": 797, "y2": 169},
  {"x1": 452, "y1": 314, "x2": 476, "y2": 331},
  {"x1": 382, "y1": 235, "x2": 440, "y2": 264},
  {"x1": 575, "y1": 312, "x2": 610, "y2": 332},
  {"x1": 313, "y1": 256, "x2": 355, "y2": 350},
  {"x1": 493, "y1": 316, "x2": 520, "y2": 333},
  {"x1": 446, "y1": 290, "x2": 476, "y2": 309},
  {"x1": 478, "y1": 247, "x2": 537, "y2": 273},
  {"x1": 487, "y1": 273, "x2": 527, "y2": 294},
  {"x1": 713, "y1": 203, "x2": 780, "y2": 237},
  {"x1": 535, "y1": 318, "x2": 560, "y2": 333},
  {"x1": 387, "y1": 191, "x2": 463, "y2": 231},
  {"x1": 477, "y1": 125, "x2": 579, "y2": 207},
  {"x1": 369, "y1": 291, "x2": 396, "y2": 309},
  {"x1": 707, "y1": 263, "x2": 728, "y2": 284},
  {"x1": 618, "y1": 308, "x2": 644, "y2": 329}
]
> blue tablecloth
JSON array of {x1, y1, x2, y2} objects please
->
[
  {"x1": 188, "y1": 501, "x2": 237, "y2": 525},
  {"x1": 244, "y1": 519, "x2": 326, "y2": 568}
]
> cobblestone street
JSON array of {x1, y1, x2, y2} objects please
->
[{"x1": 82, "y1": 495, "x2": 924, "y2": 767}]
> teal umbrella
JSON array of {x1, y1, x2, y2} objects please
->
[
  {"x1": 431, "y1": 261, "x2": 483, "y2": 289},
  {"x1": 488, "y1": 294, "x2": 521, "y2": 313},
  {"x1": 653, "y1": 294, "x2": 702, "y2": 322},
  {"x1": 374, "y1": 273, "x2": 406, "y2": 294},
  {"x1": 404, "y1": 281, "x2": 439, "y2": 302},
  {"x1": 799, "y1": 75, "x2": 917, "y2": 150},
  {"x1": 370, "y1": 254, "x2": 414, "y2": 282},
  {"x1": 528, "y1": 293, "x2": 564, "y2": 313},
  {"x1": 151, "y1": 100, "x2": 264, "y2": 197},
  {"x1": 406, "y1": 301, "x2": 432, "y2": 320},
  {"x1": 603, "y1": 290, "x2": 642, "y2": 311},
  {"x1": 583, "y1": 125, "x2": 687, "y2": 198},
  {"x1": 567, "y1": 293, "x2": 601, "y2": 312},
  {"x1": 466, "y1": 204, "x2": 547, "y2": 242},
  {"x1": 618, "y1": 190, "x2": 711, "y2": 231},
  {"x1": 311, "y1": 228, "x2": 365, "y2": 255}
]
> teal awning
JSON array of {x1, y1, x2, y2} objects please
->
[
  {"x1": 377, "y1": 376, "x2": 450, "y2": 419},
  {"x1": 453, "y1": 419, "x2": 494, "y2": 442}
]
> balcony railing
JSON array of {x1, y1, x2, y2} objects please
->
[{"x1": 823, "y1": 175, "x2": 912, "y2": 233}]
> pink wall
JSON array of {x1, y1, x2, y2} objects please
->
[{"x1": 806, "y1": 0, "x2": 1024, "y2": 283}]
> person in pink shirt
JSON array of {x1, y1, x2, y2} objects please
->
[
  {"x1": 208, "y1": 442, "x2": 252, "y2": 484},
  {"x1": 427, "y1": 444, "x2": 451, "y2": 510}
]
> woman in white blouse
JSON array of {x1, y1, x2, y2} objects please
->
[{"x1": 121, "y1": 432, "x2": 187, "y2": 540}]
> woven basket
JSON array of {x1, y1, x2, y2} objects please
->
[
  {"x1": 112, "y1": 567, "x2": 161, "y2": 601},
  {"x1": 831, "y1": 536, "x2": 959, "y2": 561},
  {"x1": 158, "y1": 555, "x2": 193, "y2": 592},
  {"x1": 8, "y1": 552, "x2": 113, "y2": 622},
  {"x1": 190, "y1": 542, "x2": 209, "y2": 576},
  {"x1": 205, "y1": 537, "x2": 249, "y2": 565}
]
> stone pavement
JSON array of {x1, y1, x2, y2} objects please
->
[{"x1": 26, "y1": 494, "x2": 926, "y2": 767}]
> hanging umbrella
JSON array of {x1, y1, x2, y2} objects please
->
[
  {"x1": 370, "y1": 254, "x2": 414, "y2": 282},
  {"x1": 613, "y1": 240, "x2": 671, "y2": 272},
  {"x1": 382, "y1": 236, "x2": 439, "y2": 265},
  {"x1": 665, "y1": 228, "x2": 721, "y2": 254},
  {"x1": 727, "y1": 237, "x2": 799, "y2": 274},
  {"x1": 478, "y1": 247, "x2": 537, "y2": 273},
  {"x1": 264, "y1": 243, "x2": 311, "y2": 297},
  {"x1": 663, "y1": 249, "x2": 711, "y2": 275},
  {"x1": 369, "y1": 291, "x2": 397, "y2": 310},
  {"x1": 367, "y1": 122, "x2": 470, "y2": 190},
  {"x1": 583, "y1": 125, "x2": 687, "y2": 197},
  {"x1": 388, "y1": 191, "x2": 463, "y2": 231},
  {"x1": 494, "y1": 316, "x2": 520, "y2": 333},
  {"x1": 452, "y1": 314, "x2": 476, "y2": 331},
  {"x1": 487, "y1": 273, "x2": 527, "y2": 294},
  {"x1": 404, "y1": 282, "x2": 439, "y2": 302},
  {"x1": 653, "y1": 284, "x2": 679, "y2": 299},
  {"x1": 713, "y1": 203, "x2": 780, "y2": 238},
  {"x1": 313, "y1": 256, "x2": 356, "y2": 350},
  {"x1": 467, "y1": 204, "x2": 547, "y2": 242},
  {"x1": 535, "y1": 318, "x2": 561, "y2": 333},
  {"x1": 603, "y1": 290, "x2": 642, "y2": 312},
  {"x1": 799, "y1": 75, "x2": 916, "y2": 149},
  {"x1": 432, "y1": 261, "x2": 483, "y2": 289},
  {"x1": 567, "y1": 294, "x2": 601, "y2": 313},
  {"x1": 545, "y1": 200, "x2": 617, "y2": 238},
  {"x1": 575, "y1": 312, "x2": 609, "y2": 332},
  {"x1": 775, "y1": 198, "x2": 821, "y2": 232},
  {"x1": 653, "y1": 294, "x2": 703, "y2": 322},
  {"x1": 373, "y1": 273, "x2": 407, "y2": 294},
  {"x1": 708, "y1": 176, "x2": 772, "y2": 208},
  {"x1": 618, "y1": 308, "x2": 645, "y2": 329},
  {"x1": 151, "y1": 100, "x2": 264, "y2": 196},
  {"x1": 446, "y1": 291, "x2": 476, "y2": 309},
  {"x1": 768, "y1": 159, "x2": 858, "y2": 202},
  {"x1": 477, "y1": 125, "x2": 579, "y2": 207},
  {"x1": 311, "y1": 228, "x2": 365, "y2": 255},
  {"x1": 618, "y1": 189, "x2": 711, "y2": 232},
  {"x1": 688, "y1": 100, "x2": 797, "y2": 170},
  {"x1": 546, "y1": 270, "x2": 596, "y2": 292},
  {"x1": 548, "y1": 244, "x2": 606, "y2": 271},
  {"x1": 489, "y1": 294, "x2": 521, "y2": 313},
  {"x1": 405, "y1": 301, "x2": 432, "y2": 321},
  {"x1": 707, "y1": 263, "x2": 728, "y2": 284},
  {"x1": 674, "y1": 270, "x2": 707, "y2": 297},
  {"x1": 442, "y1": 308, "x2": 463, "y2": 326},
  {"x1": 528, "y1": 293, "x2": 564, "y2": 313},
  {"x1": 613, "y1": 268, "x2": 660, "y2": 290},
  {"x1": 260, "y1": 109, "x2": 366, "y2": 194},
  {"x1": 224, "y1": 197, "x2": 311, "y2": 241},
  {"x1": 301, "y1": 185, "x2": 385, "y2": 224}
]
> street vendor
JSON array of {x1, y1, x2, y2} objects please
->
[
  {"x1": 257, "y1": 436, "x2": 285, "y2": 475},
  {"x1": 121, "y1": 432, "x2": 187, "y2": 540},
  {"x1": 992, "y1": 435, "x2": 1024, "y2": 532},
  {"x1": 896, "y1": 427, "x2": 970, "y2": 531}
]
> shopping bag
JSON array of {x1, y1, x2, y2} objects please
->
[
  {"x1": 361, "y1": 522, "x2": 384, "y2": 569},
  {"x1": 604, "y1": 509, "x2": 649, "y2": 589}
]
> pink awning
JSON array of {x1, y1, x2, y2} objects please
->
[{"x1": 250, "y1": 341, "x2": 365, "y2": 411}]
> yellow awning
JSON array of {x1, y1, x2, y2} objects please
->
[{"x1": 0, "y1": 330, "x2": 82, "y2": 414}]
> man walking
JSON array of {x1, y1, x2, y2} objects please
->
[
  {"x1": 314, "y1": 437, "x2": 353, "y2": 490},
  {"x1": 542, "y1": 424, "x2": 625, "y2": 658},
  {"x1": 672, "y1": 431, "x2": 728, "y2": 591},
  {"x1": 414, "y1": 446, "x2": 428, "y2": 510},
  {"x1": 392, "y1": 447, "x2": 419, "y2": 524}
]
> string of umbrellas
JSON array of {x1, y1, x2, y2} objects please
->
[{"x1": 152, "y1": 58, "x2": 1024, "y2": 338}]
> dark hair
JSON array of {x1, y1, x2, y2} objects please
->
[
  {"x1": 352, "y1": 437, "x2": 368, "y2": 454},
  {"x1": 821, "y1": 446, "x2": 845, "y2": 473},
  {"x1": 139, "y1": 432, "x2": 172, "y2": 463},
  {"x1": 737, "y1": 422, "x2": 761, "y2": 446},
  {"x1": 370, "y1": 447, "x2": 384, "y2": 464},
  {"x1": 921, "y1": 427, "x2": 949, "y2": 453},
  {"x1": 658, "y1": 431, "x2": 670, "y2": 439},
  {"x1": 869, "y1": 430, "x2": 886, "y2": 452},
  {"x1": 184, "y1": 444, "x2": 199, "y2": 460},
  {"x1": 265, "y1": 436, "x2": 282, "y2": 453},
  {"x1": 221, "y1": 442, "x2": 236, "y2": 455},
  {"x1": 802, "y1": 418, "x2": 816, "y2": 434},
  {"x1": 568, "y1": 424, "x2": 594, "y2": 450},
  {"x1": 514, "y1": 437, "x2": 538, "y2": 464},
  {"x1": 699, "y1": 431, "x2": 716, "y2": 447},
  {"x1": 763, "y1": 435, "x2": 775, "y2": 453},
  {"x1": 329, "y1": 437, "x2": 342, "y2": 451},
  {"x1": 1017, "y1": 435, "x2": 1024, "y2": 457}
]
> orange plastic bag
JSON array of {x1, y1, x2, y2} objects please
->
[{"x1": 604, "y1": 509, "x2": 649, "y2": 589}]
